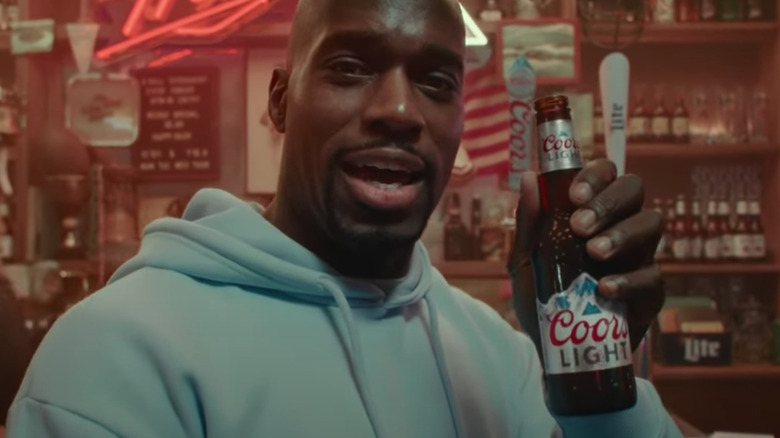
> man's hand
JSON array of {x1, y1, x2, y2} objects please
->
[{"x1": 508, "y1": 159, "x2": 665, "y2": 354}]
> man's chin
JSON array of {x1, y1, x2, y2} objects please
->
[{"x1": 328, "y1": 214, "x2": 425, "y2": 253}]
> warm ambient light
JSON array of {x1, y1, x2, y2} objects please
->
[{"x1": 96, "y1": 0, "x2": 488, "y2": 63}]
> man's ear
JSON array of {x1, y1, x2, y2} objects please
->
[{"x1": 268, "y1": 67, "x2": 289, "y2": 134}]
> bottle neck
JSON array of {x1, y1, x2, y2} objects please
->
[{"x1": 536, "y1": 118, "x2": 583, "y2": 174}]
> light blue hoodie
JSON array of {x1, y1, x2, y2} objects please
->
[{"x1": 8, "y1": 189, "x2": 682, "y2": 438}]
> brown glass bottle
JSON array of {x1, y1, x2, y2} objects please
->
[
  {"x1": 652, "y1": 198, "x2": 668, "y2": 261},
  {"x1": 718, "y1": 200, "x2": 734, "y2": 262},
  {"x1": 732, "y1": 199, "x2": 751, "y2": 261},
  {"x1": 443, "y1": 193, "x2": 469, "y2": 261},
  {"x1": 671, "y1": 96, "x2": 690, "y2": 144},
  {"x1": 664, "y1": 199, "x2": 676, "y2": 260},
  {"x1": 629, "y1": 95, "x2": 651, "y2": 143},
  {"x1": 671, "y1": 195, "x2": 690, "y2": 261},
  {"x1": 470, "y1": 195, "x2": 483, "y2": 260},
  {"x1": 689, "y1": 198, "x2": 704, "y2": 260},
  {"x1": 749, "y1": 200, "x2": 766, "y2": 260},
  {"x1": 530, "y1": 95, "x2": 636, "y2": 416},
  {"x1": 703, "y1": 200, "x2": 721, "y2": 261},
  {"x1": 650, "y1": 97, "x2": 672, "y2": 143}
]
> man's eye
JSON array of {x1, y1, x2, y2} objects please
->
[
  {"x1": 421, "y1": 73, "x2": 458, "y2": 97},
  {"x1": 327, "y1": 59, "x2": 371, "y2": 77}
]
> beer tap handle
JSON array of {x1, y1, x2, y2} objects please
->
[{"x1": 599, "y1": 52, "x2": 630, "y2": 177}]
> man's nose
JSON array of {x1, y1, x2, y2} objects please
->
[{"x1": 363, "y1": 68, "x2": 424, "y2": 143}]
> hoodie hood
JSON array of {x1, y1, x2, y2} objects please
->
[
  {"x1": 111, "y1": 188, "x2": 433, "y2": 311},
  {"x1": 109, "y1": 188, "x2": 465, "y2": 438}
]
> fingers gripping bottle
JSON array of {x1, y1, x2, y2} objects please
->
[{"x1": 532, "y1": 95, "x2": 637, "y2": 416}]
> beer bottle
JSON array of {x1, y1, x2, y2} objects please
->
[{"x1": 531, "y1": 95, "x2": 637, "y2": 416}]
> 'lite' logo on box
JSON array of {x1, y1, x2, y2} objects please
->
[{"x1": 683, "y1": 338, "x2": 721, "y2": 363}]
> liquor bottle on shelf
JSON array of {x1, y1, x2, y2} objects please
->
[
  {"x1": 732, "y1": 198, "x2": 751, "y2": 261},
  {"x1": 745, "y1": 0, "x2": 768, "y2": 20},
  {"x1": 530, "y1": 94, "x2": 636, "y2": 415},
  {"x1": 470, "y1": 195, "x2": 483, "y2": 260},
  {"x1": 443, "y1": 193, "x2": 469, "y2": 261},
  {"x1": 664, "y1": 199, "x2": 676, "y2": 260},
  {"x1": 0, "y1": 198, "x2": 12, "y2": 262},
  {"x1": 671, "y1": 96, "x2": 690, "y2": 144},
  {"x1": 690, "y1": 197, "x2": 704, "y2": 260},
  {"x1": 479, "y1": 0, "x2": 504, "y2": 21},
  {"x1": 747, "y1": 90, "x2": 769, "y2": 144},
  {"x1": 672, "y1": 195, "x2": 691, "y2": 261},
  {"x1": 676, "y1": 0, "x2": 700, "y2": 21},
  {"x1": 718, "y1": 199, "x2": 734, "y2": 262},
  {"x1": 704, "y1": 199, "x2": 721, "y2": 262},
  {"x1": 481, "y1": 205, "x2": 505, "y2": 262},
  {"x1": 593, "y1": 96, "x2": 604, "y2": 144},
  {"x1": 629, "y1": 94, "x2": 651, "y2": 143},
  {"x1": 699, "y1": 0, "x2": 718, "y2": 21},
  {"x1": 653, "y1": 198, "x2": 668, "y2": 261},
  {"x1": 689, "y1": 90, "x2": 712, "y2": 145},
  {"x1": 749, "y1": 199, "x2": 766, "y2": 260},
  {"x1": 653, "y1": 0, "x2": 676, "y2": 22},
  {"x1": 651, "y1": 95, "x2": 672, "y2": 143},
  {"x1": 718, "y1": 0, "x2": 742, "y2": 21}
]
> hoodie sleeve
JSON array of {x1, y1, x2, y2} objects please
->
[
  {"x1": 511, "y1": 334, "x2": 683, "y2": 438},
  {"x1": 5, "y1": 293, "x2": 198, "y2": 438}
]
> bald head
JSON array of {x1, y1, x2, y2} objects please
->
[{"x1": 287, "y1": 0, "x2": 465, "y2": 68}]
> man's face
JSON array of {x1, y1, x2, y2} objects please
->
[{"x1": 270, "y1": 0, "x2": 465, "y2": 253}]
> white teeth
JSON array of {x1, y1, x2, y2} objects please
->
[{"x1": 371, "y1": 181, "x2": 402, "y2": 189}]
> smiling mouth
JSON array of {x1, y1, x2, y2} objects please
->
[
  {"x1": 340, "y1": 147, "x2": 426, "y2": 187},
  {"x1": 341, "y1": 162, "x2": 424, "y2": 187},
  {"x1": 338, "y1": 147, "x2": 427, "y2": 210}
]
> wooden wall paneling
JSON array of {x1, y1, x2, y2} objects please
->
[{"x1": 656, "y1": 379, "x2": 780, "y2": 436}]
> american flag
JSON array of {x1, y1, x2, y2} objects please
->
[{"x1": 460, "y1": 61, "x2": 511, "y2": 176}]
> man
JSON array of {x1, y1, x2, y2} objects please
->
[{"x1": 7, "y1": 0, "x2": 680, "y2": 436}]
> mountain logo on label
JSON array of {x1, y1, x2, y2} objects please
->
[
  {"x1": 582, "y1": 302, "x2": 602, "y2": 316},
  {"x1": 572, "y1": 275, "x2": 598, "y2": 298},
  {"x1": 555, "y1": 296, "x2": 571, "y2": 310}
]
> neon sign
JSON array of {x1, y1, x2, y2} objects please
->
[
  {"x1": 96, "y1": 0, "x2": 281, "y2": 62},
  {"x1": 95, "y1": 0, "x2": 486, "y2": 63}
]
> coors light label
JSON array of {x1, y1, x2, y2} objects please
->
[
  {"x1": 536, "y1": 273, "x2": 633, "y2": 374},
  {"x1": 537, "y1": 119, "x2": 583, "y2": 174}
]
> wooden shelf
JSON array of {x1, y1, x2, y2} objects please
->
[
  {"x1": 479, "y1": 20, "x2": 777, "y2": 44},
  {"x1": 595, "y1": 143, "x2": 780, "y2": 158},
  {"x1": 58, "y1": 259, "x2": 99, "y2": 275},
  {"x1": 637, "y1": 22, "x2": 777, "y2": 43},
  {"x1": 661, "y1": 262, "x2": 780, "y2": 274},
  {"x1": 653, "y1": 363, "x2": 780, "y2": 380},
  {"x1": 436, "y1": 261, "x2": 780, "y2": 279}
]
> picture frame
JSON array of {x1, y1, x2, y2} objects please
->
[
  {"x1": 496, "y1": 18, "x2": 581, "y2": 86},
  {"x1": 245, "y1": 48, "x2": 287, "y2": 195}
]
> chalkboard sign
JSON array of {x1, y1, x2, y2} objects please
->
[{"x1": 132, "y1": 66, "x2": 220, "y2": 181}]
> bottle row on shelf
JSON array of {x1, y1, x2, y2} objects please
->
[
  {"x1": 593, "y1": 85, "x2": 770, "y2": 146},
  {"x1": 654, "y1": 165, "x2": 767, "y2": 263},
  {"x1": 649, "y1": 0, "x2": 774, "y2": 23},
  {"x1": 442, "y1": 192, "x2": 515, "y2": 263},
  {"x1": 655, "y1": 195, "x2": 766, "y2": 262}
]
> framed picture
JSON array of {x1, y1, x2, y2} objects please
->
[
  {"x1": 496, "y1": 19, "x2": 581, "y2": 86},
  {"x1": 246, "y1": 48, "x2": 287, "y2": 195}
]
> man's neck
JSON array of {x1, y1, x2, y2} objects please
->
[{"x1": 263, "y1": 201, "x2": 414, "y2": 280}]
